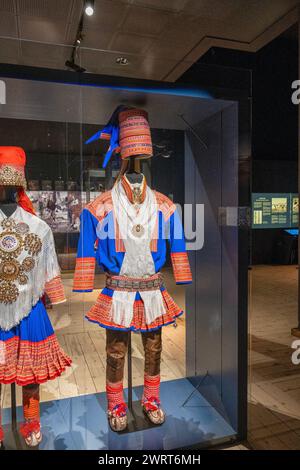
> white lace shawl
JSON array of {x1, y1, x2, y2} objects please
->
[
  {"x1": 110, "y1": 180, "x2": 166, "y2": 327},
  {"x1": 0, "y1": 206, "x2": 61, "y2": 331}
]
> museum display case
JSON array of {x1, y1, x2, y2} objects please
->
[{"x1": 0, "y1": 44, "x2": 249, "y2": 450}]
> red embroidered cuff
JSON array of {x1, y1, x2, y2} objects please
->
[
  {"x1": 73, "y1": 257, "x2": 96, "y2": 292},
  {"x1": 171, "y1": 252, "x2": 192, "y2": 284},
  {"x1": 45, "y1": 275, "x2": 66, "y2": 304}
]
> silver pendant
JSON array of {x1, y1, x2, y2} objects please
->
[{"x1": 132, "y1": 224, "x2": 145, "y2": 237}]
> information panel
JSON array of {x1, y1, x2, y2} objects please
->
[
  {"x1": 252, "y1": 193, "x2": 298, "y2": 229},
  {"x1": 291, "y1": 193, "x2": 299, "y2": 227}
]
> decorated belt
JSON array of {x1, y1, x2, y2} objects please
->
[{"x1": 106, "y1": 273, "x2": 163, "y2": 292}]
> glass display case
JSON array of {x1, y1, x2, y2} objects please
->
[{"x1": 0, "y1": 55, "x2": 248, "y2": 450}]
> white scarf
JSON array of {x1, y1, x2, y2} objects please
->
[
  {"x1": 110, "y1": 179, "x2": 166, "y2": 327},
  {"x1": 0, "y1": 206, "x2": 61, "y2": 330}
]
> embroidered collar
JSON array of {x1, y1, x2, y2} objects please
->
[{"x1": 121, "y1": 174, "x2": 147, "y2": 204}]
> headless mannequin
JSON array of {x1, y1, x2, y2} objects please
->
[
  {"x1": 105, "y1": 155, "x2": 164, "y2": 432},
  {"x1": 123, "y1": 157, "x2": 143, "y2": 184},
  {"x1": 0, "y1": 185, "x2": 40, "y2": 446},
  {"x1": 0, "y1": 186, "x2": 17, "y2": 445},
  {"x1": 0, "y1": 186, "x2": 18, "y2": 218}
]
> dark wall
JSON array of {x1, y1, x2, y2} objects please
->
[
  {"x1": 253, "y1": 37, "x2": 298, "y2": 163},
  {"x1": 179, "y1": 31, "x2": 298, "y2": 265},
  {"x1": 252, "y1": 36, "x2": 298, "y2": 264}
]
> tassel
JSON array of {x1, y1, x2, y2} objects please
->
[
  {"x1": 112, "y1": 403, "x2": 127, "y2": 417},
  {"x1": 142, "y1": 396, "x2": 160, "y2": 412},
  {"x1": 16, "y1": 188, "x2": 35, "y2": 215},
  {"x1": 19, "y1": 419, "x2": 40, "y2": 438}
]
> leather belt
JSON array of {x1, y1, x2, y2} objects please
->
[{"x1": 106, "y1": 273, "x2": 163, "y2": 292}]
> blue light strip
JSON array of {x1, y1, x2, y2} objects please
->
[{"x1": 75, "y1": 81, "x2": 213, "y2": 99}]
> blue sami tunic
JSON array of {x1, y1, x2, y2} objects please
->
[{"x1": 73, "y1": 182, "x2": 192, "y2": 332}]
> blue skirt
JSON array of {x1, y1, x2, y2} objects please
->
[{"x1": 0, "y1": 300, "x2": 71, "y2": 386}]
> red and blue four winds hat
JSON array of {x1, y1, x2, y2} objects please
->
[
  {"x1": 0, "y1": 146, "x2": 27, "y2": 188},
  {"x1": 0, "y1": 146, "x2": 36, "y2": 214},
  {"x1": 85, "y1": 105, "x2": 153, "y2": 168}
]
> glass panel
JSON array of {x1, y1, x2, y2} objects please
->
[{"x1": 0, "y1": 40, "x2": 244, "y2": 450}]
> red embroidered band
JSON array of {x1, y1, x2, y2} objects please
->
[
  {"x1": 22, "y1": 385, "x2": 40, "y2": 422},
  {"x1": 119, "y1": 108, "x2": 153, "y2": 160},
  {"x1": 45, "y1": 275, "x2": 66, "y2": 304},
  {"x1": 143, "y1": 373, "x2": 160, "y2": 403},
  {"x1": 171, "y1": 252, "x2": 192, "y2": 284},
  {"x1": 106, "y1": 381, "x2": 125, "y2": 411},
  {"x1": 73, "y1": 257, "x2": 96, "y2": 291}
]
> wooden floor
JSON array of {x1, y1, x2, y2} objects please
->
[
  {"x1": 2, "y1": 265, "x2": 300, "y2": 450},
  {"x1": 247, "y1": 265, "x2": 300, "y2": 450}
]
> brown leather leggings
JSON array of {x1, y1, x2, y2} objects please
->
[{"x1": 106, "y1": 329, "x2": 162, "y2": 383}]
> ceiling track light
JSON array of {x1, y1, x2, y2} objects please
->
[
  {"x1": 85, "y1": 0, "x2": 95, "y2": 16},
  {"x1": 76, "y1": 32, "x2": 84, "y2": 44},
  {"x1": 65, "y1": 11, "x2": 86, "y2": 73},
  {"x1": 65, "y1": 59, "x2": 86, "y2": 73},
  {"x1": 116, "y1": 57, "x2": 130, "y2": 66}
]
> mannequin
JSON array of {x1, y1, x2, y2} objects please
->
[
  {"x1": 0, "y1": 185, "x2": 41, "y2": 447},
  {"x1": 0, "y1": 186, "x2": 17, "y2": 447},
  {"x1": 74, "y1": 107, "x2": 192, "y2": 432},
  {"x1": 0, "y1": 147, "x2": 71, "y2": 448},
  {"x1": 0, "y1": 186, "x2": 18, "y2": 217},
  {"x1": 123, "y1": 158, "x2": 143, "y2": 184}
]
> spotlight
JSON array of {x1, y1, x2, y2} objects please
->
[
  {"x1": 116, "y1": 57, "x2": 130, "y2": 66},
  {"x1": 85, "y1": 0, "x2": 94, "y2": 16},
  {"x1": 65, "y1": 60, "x2": 86, "y2": 73}
]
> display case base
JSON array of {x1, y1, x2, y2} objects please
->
[{"x1": 1, "y1": 378, "x2": 237, "y2": 450}]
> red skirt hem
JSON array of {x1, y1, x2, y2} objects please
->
[
  {"x1": 86, "y1": 288, "x2": 183, "y2": 331},
  {"x1": 0, "y1": 334, "x2": 72, "y2": 386}
]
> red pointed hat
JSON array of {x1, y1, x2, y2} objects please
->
[
  {"x1": 118, "y1": 108, "x2": 153, "y2": 160},
  {"x1": 85, "y1": 106, "x2": 153, "y2": 167},
  {"x1": 0, "y1": 146, "x2": 27, "y2": 188}
]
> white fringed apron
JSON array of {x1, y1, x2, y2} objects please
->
[{"x1": 111, "y1": 180, "x2": 166, "y2": 327}]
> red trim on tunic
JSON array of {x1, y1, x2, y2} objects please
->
[
  {"x1": 0, "y1": 334, "x2": 72, "y2": 386},
  {"x1": 84, "y1": 186, "x2": 173, "y2": 255},
  {"x1": 87, "y1": 191, "x2": 113, "y2": 222},
  {"x1": 171, "y1": 252, "x2": 192, "y2": 284},
  {"x1": 45, "y1": 275, "x2": 65, "y2": 304},
  {"x1": 154, "y1": 191, "x2": 176, "y2": 221},
  {"x1": 86, "y1": 288, "x2": 182, "y2": 331},
  {"x1": 73, "y1": 257, "x2": 96, "y2": 291}
]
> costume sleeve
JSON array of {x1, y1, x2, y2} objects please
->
[
  {"x1": 44, "y1": 228, "x2": 66, "y2": 305},
  {"x1": 168, "y1": 209, "x2": 192, "y2": 285},
  {"x1": 73, "y1": 208, "x2": 98, "y2": 292}
]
